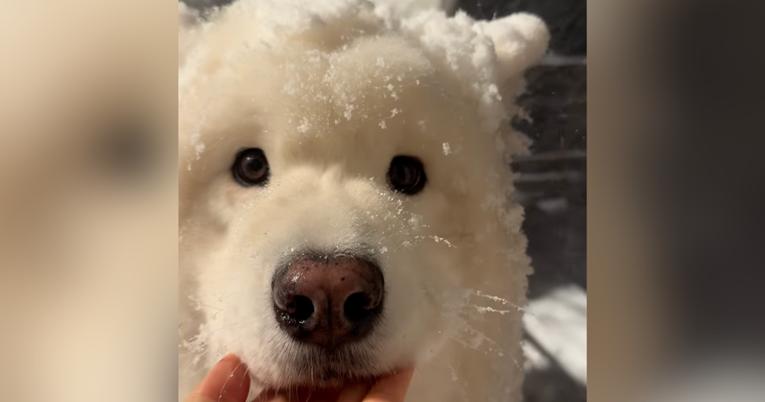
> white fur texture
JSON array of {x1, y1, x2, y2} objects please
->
[{"x1": 178, "y1": 1, "x2": 548, "y2": 401}]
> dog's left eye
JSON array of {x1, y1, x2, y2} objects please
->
[{"x1": 232, "y1": 148, "x2": 270, "y2": 186}]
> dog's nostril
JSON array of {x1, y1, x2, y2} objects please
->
[
  {"x1": 289, "y1": 295, "x2": 314, "y2": 322},
  {"x1": 344, "y1": 292, "x2": 374, "y2": 322}
]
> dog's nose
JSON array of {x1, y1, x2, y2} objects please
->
[{"x1": 272, "y1": 253, "x2": 384, "y2": 348}]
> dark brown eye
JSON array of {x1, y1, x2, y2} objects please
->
[
  {"x1": 232, "y1": 148, "x2": 270, "y2": 186},
  {"x1": 387, "y1": 155, "x2": 426, "y2": 195}
]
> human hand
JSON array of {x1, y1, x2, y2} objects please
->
[{"x1": 185, "y1": 354, "x2": 414, "y2": 402}]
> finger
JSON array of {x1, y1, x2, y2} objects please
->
[
  {"x1": 336, "y1": 383, "x2": 372, "y2": 402},
  {"x1": 363, "y1": 368, "x2": 415, "y2": 402},
  {"x1": 252, "y1": 389, "x2": 288, "y2": 402},
  {"x1": 185, "y1": 354, "x2": 251, "y2": 402},
  {"x1": 258, "y1": 388, "x2": 337, "y2": 402}
]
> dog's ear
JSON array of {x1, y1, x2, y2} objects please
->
[
  {"x1": 179, "y1": 2, "x2": 201, "y2": 68},
  {"x1": 479, "y1": 13, "x2": 548, "y2": 158},
  {"x1": 481, "y1": 13, "x2": 550, "y2": 84}
]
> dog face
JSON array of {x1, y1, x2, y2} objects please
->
[{"x1": 179, "y1": 0, "x2": 548, "y2": 391}]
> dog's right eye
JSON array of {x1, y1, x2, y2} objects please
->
[
  {"x1": 232, "y1": 148, "x2": 270, "y2": 186},
  {"x1": 387, "y1": 155, "x2": 427, "y2": 195}
]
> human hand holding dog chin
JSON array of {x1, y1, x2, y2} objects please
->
[{"x1": 185, "y1": 354, "x2": 414, "y2": 402}]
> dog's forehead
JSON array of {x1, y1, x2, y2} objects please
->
[
  {"x1": 214, "y1": 29, "x2": 436, "y2": 107},
  {"x1": 179, "y1": 5, "x2": 497, "y2": 170},
  {"x1": 324, "y1": 35, "x2": 437, "y2": 108},
  {"x1": 272, "y1": 38, "x2": 450, "y2": 155},
  {"x1": 191, "y1": 32, "x2": 448, "y2": 142}
]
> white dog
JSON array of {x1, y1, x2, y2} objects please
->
[{"x1": 178, "y1": 1, "x2": 548, "y2": 401}]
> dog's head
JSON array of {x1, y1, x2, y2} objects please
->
[{"x1": 179, "y1": 0, "x2": 547, "y2": 391}]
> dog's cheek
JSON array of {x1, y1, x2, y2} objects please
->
[
  {"x1": 202, "y1": 179, "x2": 255, "y2": 227},
  {"x1": 380, "y1": 241, "x2": 451, "y2": 349},
  {"x1": 218, "y1": 230, "x2": 285, "y2": 346}
]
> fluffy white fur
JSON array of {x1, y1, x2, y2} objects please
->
[{"x1": 178, "y1": 1, "x2": 548, "y2": 401}]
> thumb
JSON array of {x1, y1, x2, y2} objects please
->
[
  {"x1": 363, "y1": 367, "x2": 415, "y2": 402},
  {"x1": 185, "y1": 354, "x2": 251, "y2": 402}
]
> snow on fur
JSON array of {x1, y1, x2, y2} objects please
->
[{"x1": 179, "y1": 0, "x2": 547, "y2": 163}]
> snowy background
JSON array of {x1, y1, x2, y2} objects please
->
[{"x1": 180, "y1": 1, "x2": 587, "y2": 401}]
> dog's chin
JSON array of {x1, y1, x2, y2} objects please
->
[{"x1": 252, "y1": 344, "x2": 397, "y2": 389}]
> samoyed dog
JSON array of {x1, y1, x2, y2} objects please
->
[{"x1": 178, "y1": 1, "x2": 548, "y2": 401}]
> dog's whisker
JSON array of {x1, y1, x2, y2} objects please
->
[
  {"x1": 471, "y1": 305, "x2": 513, "y2": 315},
  {"x1": 218, "y1": 360, "x2": 246, "y2": 402},
  {"x1": 468, "y1": 290, "x2": 534, "y2": 316}
]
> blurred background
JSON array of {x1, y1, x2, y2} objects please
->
[{"x1": 182, "y1": 1, "x2": 587, "y2": 401}]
